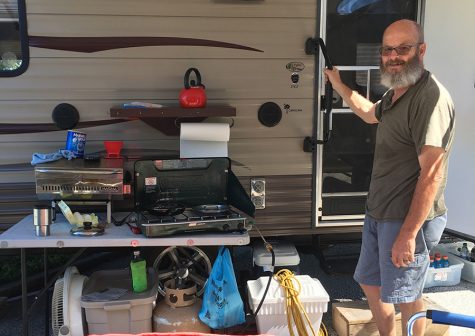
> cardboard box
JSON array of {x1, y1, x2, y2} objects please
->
[{"x1": 332, "y1": 297, "x2": 450, "y2": 336}]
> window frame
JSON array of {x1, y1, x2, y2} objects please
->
[{"x1": 0, "y1": 0, "x2": 29, "y2": 77}]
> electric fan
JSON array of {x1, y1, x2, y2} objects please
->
[{"x1": 51, "y1": 266, "x2": 88, "y2": 336}]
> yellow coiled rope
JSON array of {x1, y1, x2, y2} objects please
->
[{"x1": 274, "y1": 269, "x2": 328, "y2": 336}]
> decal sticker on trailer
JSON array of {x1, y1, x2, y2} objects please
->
[{"x1": 286, "y1": 62, "x2": 305, "y2": 72}]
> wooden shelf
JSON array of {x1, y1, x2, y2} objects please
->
[
  {"x1": 110, "y1": 105, "x2": 236, "y2": 135},
  {"x1": 110, "y1": 105, "x2": 236, "y2": 118}
]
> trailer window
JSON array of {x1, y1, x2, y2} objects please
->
[
  {"x1": 327, "y1": 0, "x2": 419, "y2": 66},
  {"x1": 326, "y1": 0, "x2": 419, "y2": 101},
  {"x1": 0, "y1": 0, "x2": 28, "y2": 76}
]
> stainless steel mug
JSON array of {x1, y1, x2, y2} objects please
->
[{"x1": 33, "y1": 204, "x2": 52, "y2": 236}]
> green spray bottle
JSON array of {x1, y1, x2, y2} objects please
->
[{"x1": 130, "y1": 250, "x2": 147, "y2": 293}]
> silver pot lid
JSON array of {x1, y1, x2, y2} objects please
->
[{"x1": 70, "y1": 222, "x2": 105, "y2": 236}]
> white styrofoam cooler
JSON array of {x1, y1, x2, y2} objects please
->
[{"x1": 247, "y1": 275, "x2": 329, "y2": 336}]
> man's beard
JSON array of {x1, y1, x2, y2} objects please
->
[{"x1": 380, "y1": 54, "x2": 424, "y2": 89}]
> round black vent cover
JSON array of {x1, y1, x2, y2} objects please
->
[
  {"x1": 52, "y1": 103, "x2": 80, "y2": 130},
  {"x1": 258, "y1": 102, "x2": 282, "y2": 127}
]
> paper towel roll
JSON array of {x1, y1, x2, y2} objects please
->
[
  {"x1": 180, "y1": 123, "x2": 230, "y2": 158},
  {"x1": 180, "y1": 123, "x2": 230, "y2": 142}
]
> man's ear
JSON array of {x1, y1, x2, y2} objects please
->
[{"x1": 419, "y1": 43, "x2": 427, "y2": 57}]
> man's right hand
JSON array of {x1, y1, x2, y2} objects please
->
[{"x1": 324, "y1": 67, "x2": 343, "y2": 88}]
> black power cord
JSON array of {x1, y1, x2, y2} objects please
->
[
  {"x1": 238, "y1": 241, "x2": 276, "y2": 334},
  {"x1": 252, "y1": 243, "x2": 275, "y2": 316}
]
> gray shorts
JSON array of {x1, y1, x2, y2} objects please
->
[{"x1": 353, "y1": 213, "x2": 447, "y2": 304}]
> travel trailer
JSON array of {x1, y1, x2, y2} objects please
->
[{"x1": 0, "y1": 0, "x2": 473, "y2": 240}]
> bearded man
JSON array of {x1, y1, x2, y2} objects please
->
[{"x1": 325, "y1": 19, "x2": 455, "y2": 336}]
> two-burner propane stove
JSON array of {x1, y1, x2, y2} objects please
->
[
  {"x1": 137, "y1": 205, "x2": 248, "y2": 237},
  {"x1": 133, "y1": 158, "x2": 254, "y2": 237}
]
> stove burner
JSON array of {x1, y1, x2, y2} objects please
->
[
  {"x1": 148, "y1": 202, "x2": 185, "y2": 217},
  {"x1": 137, "y1": 205, "x2": 249, "y2": 237},
  {"x1": 142, "y1": 208, "x2": 240, "y2": 223},
  {"x1": 192, "y1": 204, "x2": 229, "y2": 215}
]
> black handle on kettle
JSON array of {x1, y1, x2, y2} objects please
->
[
  {"x1": 184, "y1": 68, "x2": 202, "y2": 89},
  {"x1": 318, "y1": 38, "x2": 333, "y2": 143}
]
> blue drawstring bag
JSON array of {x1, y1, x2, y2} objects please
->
[{"x1": 199, "y1": 246, "x2": 246, "y2": 329}]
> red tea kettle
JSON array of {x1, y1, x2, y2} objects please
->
[{"x1": 179, "y1": 68, "x2": 207, "y2": 108}]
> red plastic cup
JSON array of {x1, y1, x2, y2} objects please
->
[{"x1": 104, "y1": 141, "x2": 123, "y2": 158}]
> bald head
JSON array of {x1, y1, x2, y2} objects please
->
[
  {"x1": 380, "y1": 19, "x2": 426, "y2": 89},
  {"x1": 383, "y1": 19, "x2": 424, "y2": 45}
]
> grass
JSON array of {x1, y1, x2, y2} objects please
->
[{"x1": 0, "y1": 253, "x2": 73, "y2": 283}]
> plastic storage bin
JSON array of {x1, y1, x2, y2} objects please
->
[
  {"x1": 434, "y1": 242, "x2": 475, "y2": 283},
  {"x1": 424, "y1": 261, "x2": 464, "y2": 288},
  {"x1": 247, "y1": 275, "x2": 329, "y2": 336},
  {"x1": 80, "y1": 269, "x2": 158, "y2": 334}
]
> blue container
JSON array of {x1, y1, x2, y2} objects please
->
[{"x1": 65, "y1": 130, "x2": 86, "y2": 158}]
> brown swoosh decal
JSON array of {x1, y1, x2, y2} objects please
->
[
  {"x1": 29, "y1": 36, "x2": 263, "y2": 53},
  {"x1": 0, "y1": 119, "x2": 129, "y2": 135}
]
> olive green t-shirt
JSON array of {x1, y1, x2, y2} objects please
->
[{"x1": 366, "y1": 70, "x2": 455, "y2": 221}]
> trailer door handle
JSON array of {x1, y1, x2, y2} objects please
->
[{"x1": 319, "y1": 38, "x2": 333, "y2": 144}]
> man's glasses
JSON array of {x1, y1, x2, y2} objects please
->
[{"x1": 379, "y1": 43, "x2": 422, "y2": 56}]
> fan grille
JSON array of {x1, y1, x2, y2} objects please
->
[{"x1": 51, "y1": 278, "x2": 65, "y2": 336}]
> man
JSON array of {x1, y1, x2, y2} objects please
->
[{"x1": 325, "y1": 19, "x2": 455, "y2": 336}]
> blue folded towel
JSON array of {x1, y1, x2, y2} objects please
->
[{"x1": 31, "y1": 149, "x2": 77, "y2": 165}]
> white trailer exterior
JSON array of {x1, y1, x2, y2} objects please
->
[
  {"x1": 424, "y1": 0, "x2": 475, "y2": 239},
  {"x1": 0, "y1": 0, "x2": 473, "y2": 239}
]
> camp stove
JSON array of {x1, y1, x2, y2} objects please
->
[
  {"x1": 138, "y1": 206, "x2": 247, "y2": 237},
  {"x1": 134, "y1": 158, "x2": 253, "y2": 237}
]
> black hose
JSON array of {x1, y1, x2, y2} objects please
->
[
  {"x1": 239, "y1": 243, "x2": 276, "y2": 333},
  {"x1": 252, "y1": 245, "x2": 275, "y2": 317},
  {"x1": 112, "y1": 211, "x2": 134, "y2": 226}
]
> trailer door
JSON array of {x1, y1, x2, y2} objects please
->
[{"x1": 315, "y1": 0, "x2": 421, "y2": 228}]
